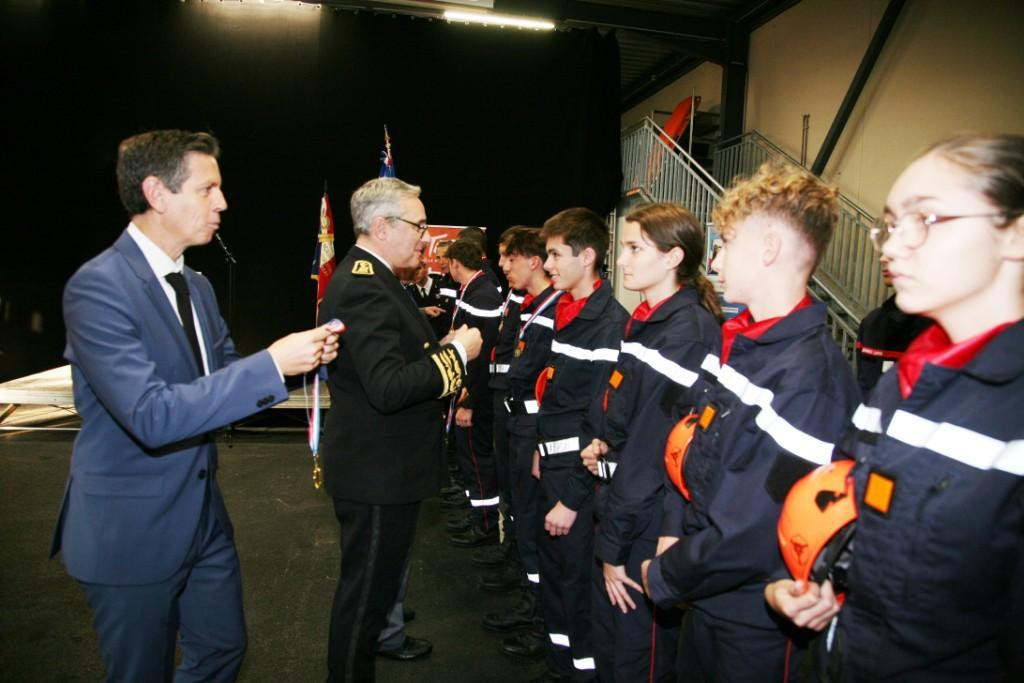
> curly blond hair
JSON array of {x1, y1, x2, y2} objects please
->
[{"x1": 713, "y1": 161, "x2": 839, "y2": 270}]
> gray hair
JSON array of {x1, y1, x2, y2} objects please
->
[{"x1": 350, "y1": 177, "x2": 422, "y2": 236}]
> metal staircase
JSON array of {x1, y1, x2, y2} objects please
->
[{"x1": 620, "y1": 118, "x2": 881, "y2": 362}]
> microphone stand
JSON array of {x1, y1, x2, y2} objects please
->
[{"x1": 215, "y1": 233, "x2": 238, "y2": 446}]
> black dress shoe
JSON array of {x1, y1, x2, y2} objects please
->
[
  {"x1": 499, "y1": 630, "x2": 546, "y2": 660},
  {"x1": 448, "y1": 524, "x2": 499, "y2": 547},
  {"x1": 377, "y1": 636, "x2": 432, "y2": 661},
  {"x1": 482, "y1": 595, "x2": 535, "y2": 632},
  {"x1": 445, "y1": 514, "x2": 472, "y2": 532},
  {"x1": 478, "y1": 565, "x2": 522, "y2": 593},
  {"x1": 471, "y1": 544, "x2": 508, "y2": 568},
  {"x1": 402, "y1": 606, "x2": 416, "y2": 623}
]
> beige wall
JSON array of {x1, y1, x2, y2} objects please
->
[
  {"x1": 747, "y1": 0, "x2": 1024, "y2": 213},
  {"x1": 620, "y1": 61, "x2": 723, "y2": 130}
]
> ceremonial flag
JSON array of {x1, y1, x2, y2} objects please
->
[
  {"x1": 379, "y1": 125, "x2": 395, "y2": 178},
  {"x1": 311, "y1": 191, "x2": 336, "y2": 306}
]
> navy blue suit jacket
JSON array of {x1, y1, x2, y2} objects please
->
[{"x1": 51, "y1": 230, "x2": 288, "y2": 585}]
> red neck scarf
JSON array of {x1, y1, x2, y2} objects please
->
[
  {"x1": 720, "y1": 294, "x2": 812, "y2": 364},
  {"x1": 625, "y1": 288, "x2": 680, "y2": 338},
  {"x1": 555, "y1": 279, "x2": 601, "y2": 331},
  {"x1": 521, "y1": 293, "x2": 536, "y2": 311},
  {"x1": 897, "y1": 321, "x2": 1013, "y2": 398}
]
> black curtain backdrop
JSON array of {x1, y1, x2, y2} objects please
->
[{"x1": 0, "y1": 1, "x2": 621, "y2": 382}]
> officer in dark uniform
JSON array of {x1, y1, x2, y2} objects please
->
[
  {"x1": 318, "y1": 177, "x2": 482, "y2": 682},
  {"x1": 406, "y1": 261, "x2": 449, "y2": 340}
]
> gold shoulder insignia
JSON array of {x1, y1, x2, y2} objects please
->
[
  {"x1": 352, "y1": 260, "x2": 374, "y2": 276},
  {"x1": 430, "y1": 346, "x2": 464, "y2": 398}
]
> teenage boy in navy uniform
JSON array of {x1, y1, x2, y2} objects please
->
[
  {"x1": 533, "y1": 208, "x2": 629, "y2": 682},
  {"x1": 642, "y1": 163, "x2": 859, "y2": 682}
]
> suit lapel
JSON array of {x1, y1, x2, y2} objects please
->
[
  {"x1": 353, "y1": 247, "x2": 439, "y2": 345},
  {"x1": 114, "y1": 232, "x2": 205, "y2": 378}
]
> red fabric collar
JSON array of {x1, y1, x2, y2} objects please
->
[
  {"x1": 521, "y1": 293, "x2": 536, "y2": 311},
  {"x1": 720, "y1": 294, "x2": 812, "y2": 364},
  {"x1": 555, "y1": 279, "x2": 601, "y2": 331},
  {"x1": 625, "y1": 288, "x2": 679, "y2": 338},
  {"x1": 897, "y1": 321, "x2": 1013, "y2": 398}
]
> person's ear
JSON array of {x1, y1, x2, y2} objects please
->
[
  {"x1": 762, "y1": 227, "x2": 782, "y2": 266},
  {"x1": 581, "y1": 246, "x2": 597, "y2": 268},
  {"x1": 370, "y1": 216, "x2": 390, "y2": 241},
  {"x1": 141, "y1": 176, "x2": 166, "y2": 213},
  {"x1": 664, "y1": 246, "x2": 684, "y2": 271},
  {"x1": 999, "y1": 214, "x2": 1024, "y2": 261}
]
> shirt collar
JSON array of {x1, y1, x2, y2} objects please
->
[
  {"x1": 127, "y1": 222, "x2": 184, "y2": 277},
  {"x1": 353, "y1": 243, "x2": 393, "y2": 272}
]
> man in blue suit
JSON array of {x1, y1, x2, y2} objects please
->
[{"x1": 51, "y1": 129, "x2": 340, "y2": 682}]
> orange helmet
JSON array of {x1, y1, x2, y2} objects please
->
[
  {"x1": 664, "y1": 413, "x2": 698, "y2": 501},
  {"x1": 778, "y1": 460, "x2": 857, "y2": 586}
]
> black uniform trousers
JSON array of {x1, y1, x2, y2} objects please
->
[
  {"x1": 493, "y1": 393, "x2": 520, "y2": 561},
  {"x1": 508, "y1": 419, "x2": 541, "y2": 596},
  {"x1": 455, "y1": 398, "x2": 498, "y2": 531},
  {"x1": 537, "y1": 458, "x2": 596, "y2": 680},
  {"x1": 328, "y1": 499, "x2": 419, "y2": 683},
  {"x1": 591, "y1": 530, "x2": 681, "y2": 682},
  {"x1": 677, "y1": 607, "x2": 803, "y2": 683}
]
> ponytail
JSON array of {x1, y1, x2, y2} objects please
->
[{"x1": 692, "y1": 275, "x2": 723, "y2": 323}]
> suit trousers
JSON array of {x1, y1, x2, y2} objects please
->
[
  {"x1": 591, "y1": 531, "x2": 681, "y2": 682},
  {"x1": 328, "y1": 499, "x2": 419, "y2": 683},
  {"x1": 455, "y1": 399, "x2": 498, "y2": 531},
  {"x1": 537, "y1": 464, "x2": 596, "y2": 681},
  {"x1": 79, "y1": 491, "x2": 245, "y2": 683}
]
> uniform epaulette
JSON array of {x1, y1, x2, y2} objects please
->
[
  {"x1": 352, "y1": 260, "x2": 374, "y2": 276},
  {"x1": 430, "y1": 345, "x2": 463, "y2": 398}
]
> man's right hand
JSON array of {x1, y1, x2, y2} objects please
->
[
  {"x1": 268, "y1": 326, "x2": 338, "y2": 376},
  {"x1": 450, "y1": 324, "x2": 483, "y2": 360},
  {"x1": 580, "y1": 438, "x2": 609, "y2": 475}
]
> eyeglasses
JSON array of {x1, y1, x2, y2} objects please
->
[
  {"x1": 869, "y1": 210, "x2": 1008, "y2": 252},
  {"x1": 387, "y1": 216, "x2": 429, "y2": 238}
]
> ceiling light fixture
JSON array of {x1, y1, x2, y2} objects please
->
[{"x1": 443, "y1": 10, "x2": 554, "y2": 31}]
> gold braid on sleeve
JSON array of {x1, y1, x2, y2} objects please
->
[{"x1": 430, "y1": 346, "x2": 464, "y2": 398}]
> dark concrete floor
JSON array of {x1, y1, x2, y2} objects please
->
[{"x1": 0, "y1": 427, "x2": 546, "y2": 682}]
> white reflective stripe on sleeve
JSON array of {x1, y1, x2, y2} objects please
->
[
  {"x1": 607, "y1": 461, "x2": 618, "y2": 476},
  {"x1": 532, "y1": 316, "x2": 554, "y2": 330},
  {"x1": 509, "y1": 293, "x2": 525, "y2": 304},
  {"x1": 527, "y1": 573, "x2": 540, "y2": 584},
  {"x1": 457, "y1": 300, "x2": 503, "y2": 318},
  {"x1": 620, "y1": 341, "x2": 699, "y2": 388},
  {"x1": 470, "y1": 496, "x2": 501, "y2": 507},
  {"x1": 886, "y1": 410, "x2": 1024, "y2": 475},
  {"x1": 701, "y1": 353, "x2": 721, "y2": 376},
  {"x1": 716, "y1": 363, "x2": 835, "y2": 466},
  {"x1": 440, "y1": 288, "x2": 458, "y2": 298},
  {"x1": 549, "y1": 633, "x2": 570, "y2": 647},
  {"x1": 551, "y1": 340, "x2": 619, "y2": 363},
  {"x1": 539, "y1": 436, "x2": 580, "y2": 456},
  {"x1": 489, "y1": 363, "x2": 510, "y2": 374},
  {"x1": 851, "y1": 404, "x2": 883, "y2": 433},
  {"x1": 523, "y1": 399, "x2": 539, "y2": 414},
  {"x1": 573, "y1": 657, "x2": 596, "y2": 671}
]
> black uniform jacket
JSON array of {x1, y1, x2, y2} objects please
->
[
  {"x1": 319, "y1": 246, "x2": 465, "y2": 504},
  {"x1": 831, "y1": 318, "x2": 1024, "y2": 682},
  {"x1": 488, "y1": 290, "x2": 524, "y2": 393},
  {"x1": 451, "y1": 272, "x2": 503, "y2": 411},
  {"x1": 595, "y1": 288, "x2": 721, "y2": 566},
  {"x1": 855, "y1": 294, "x2": 930, "y2": 396},
  {"x1": 505, "y1": 286, "x2": 560, "y2": 437},
  {"x1": 648, "y1": 302, "x2": 859, "y2": 628},
  {"x1": 537, "y1": 280, "x2": 629, "y2": 511}
]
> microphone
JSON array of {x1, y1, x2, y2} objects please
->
[{"x1": 214, "y1": 233, "x2": 237, "y2": 264}]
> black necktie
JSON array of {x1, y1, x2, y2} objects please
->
[
  {"x1": 419, "y1": 286, "x2": 427, "y2": 299},
  {"x1": 164, "y1": 272, "x2": 206, "y2": 376}
]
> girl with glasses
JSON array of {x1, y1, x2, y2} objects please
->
[{"x1": 767, "y1": 134, "x2": 1024, "y2": 681}]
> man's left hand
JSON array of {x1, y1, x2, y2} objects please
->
[
  {"x1": 455, "y1": 406, "x2": 473, "y2": 428},
  {"x1": 544, "y1": 501, "x2": 577, "y2": 536}
]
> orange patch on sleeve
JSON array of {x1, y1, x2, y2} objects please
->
[
  {"x1": 698, "y1": 404, "x2": 717, "y2": 430},
  {"x1": 609, "y1": 370, "x2": 623, "y2": 389}
]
